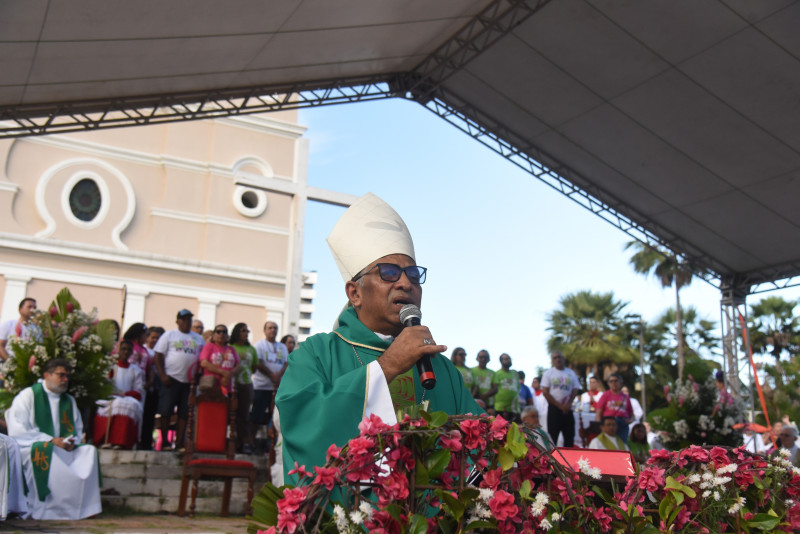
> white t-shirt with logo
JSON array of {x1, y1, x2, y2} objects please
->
[
  {"x1": 153, "y1": 329, "x2": 205, "y2": 383},
  {"x1": 0, "y1": 319, "x2": 43, "y2": 358},
  {"x1": 541, "y1": 367, "x2": 581, "y2": 405},
  {"x1": 252, "y1": 339, "x2": 288, "y2": 391}
]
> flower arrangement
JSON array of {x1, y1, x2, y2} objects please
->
[
  {"x1": 0, "y1": 288, "x2": 118, "y2": 412},
  {"x1": 648, "y1": 374, "x2": 745, "y2": 450},
  {"x1": 248, "y1": 412, "x2": 800, "y2": 533}
]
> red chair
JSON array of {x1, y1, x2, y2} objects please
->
[{"x1": 177, "y1": 379, "x2": 257, "y2": 517}]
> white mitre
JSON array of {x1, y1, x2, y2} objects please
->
[{"x1": 327, "y1": 192, "x2": 415, "y2": 281}]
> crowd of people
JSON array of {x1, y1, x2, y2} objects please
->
[{"x1": 0, "y1": 296, "x2": 299, "y2": 520}]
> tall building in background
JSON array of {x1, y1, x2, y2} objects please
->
[{"x1": 0, "y1": 110, "x2": 352, "y2": 339}]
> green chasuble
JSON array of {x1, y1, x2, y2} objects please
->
[
  {"x1": 276, "y1": 307, "x2": 484, "y2": 484},
  {"x1": 31, "y1": 382, "x2": 76, "y2": 501}
]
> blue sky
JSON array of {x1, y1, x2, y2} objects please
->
[{"x1": 298, "y1": 99, "x2": 798, "y2": 379}]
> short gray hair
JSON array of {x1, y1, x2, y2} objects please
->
[{"x1": 521, "y1": 406, "x2": 538, "y2": 418}]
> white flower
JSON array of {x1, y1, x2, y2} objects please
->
[
  {"x1": 687, "y1": 474, "x2": 701, "y2": 484},
  {"x1": 713, "y1": 491, "x2": 721, "y2": 501},
  {"x1": 550, "y1": 512, "x2": 561, "y2": 522},
  {"x1": 728, "y1": 496, "x2": 745, "y2": 515},
  {"x1": 349, "y1": 510, "x2": 364, "y2": 525},
  {"x1": 333, "y1": 504, "x2": 348, "y2": 532},
  {"x1": 576, "y1": 457, "x2": 591, "y2": 471},
  {"x1": 780, "y1": 448, "x2": 792, "y2": 458},
  {"x1": 530, "y1": 492, "x2": 549, "y2": 517},
  {"x1": 588, "y1": 467, "x2": 602, "y2": 479},
  {"x1": 478, "y1": 487, "x2": 493, "y2": 503},
  {"x1": 539, "y1": 518, "x2": 553, "y2": 531},
  {"x1": 713, "y1": 476, "x2": 732, "y2": 486},
  {"x1": 359, "y1": 501, "x2": 373, "y2": 521},
  {"x1": 673, "y1": 420, "x2": 690, "y2": 438},
  {"x1": 477, "y1": 504, "x2": 492, "y2": 518},
  {"x1": 702, "y1": 490, "x2": 711, "y2": 498},
  {"x1": 717, "y1": 463, "x2": 738, "y2": 474}
]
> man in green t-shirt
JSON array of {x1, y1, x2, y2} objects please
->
[
  {"x1": 492, "y1": 353, "x2": 521, "y2": 421},
  {"x1": 450, "y1": 347, "x2": 473, "y2": 391},
  {"x1": 470, "y1": 349, "x2": 497, "y2": 412}
]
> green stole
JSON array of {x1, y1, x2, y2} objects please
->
[
  {"x1": 597, "y1": 432, "x2": 623, "y2": 451},
  {"x1": 31, "y1": 382, "x2": 75, "y2": 501}
]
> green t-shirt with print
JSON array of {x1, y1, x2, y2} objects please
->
[
  {"x1": 455, "y1": 365, "x2": 474, "y2": 390},
  {"x1": 492, "y1": 368, "x2": 520, "y2": 413},
  {"x1": 232, "y1": 343, "x2": 258, "y2": 385}
]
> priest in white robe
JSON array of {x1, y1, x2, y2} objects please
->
[
  {"x1": 94, "y1": 339, "x2": 145, "y2": 449},
  {"x1": 0, "y1": 434, "x2": 27, "y2": 520},
  {"x1": 6, "y1": 358, "x2": 102, "y2": 520}
]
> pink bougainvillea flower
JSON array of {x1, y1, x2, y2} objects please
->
[
  {"x1": 376, "y1": 470, "x2": 409, "y2": 506},
  {"x1": 708, "y1": 446, "x2": 729, "y2": 467},
  {"x1": 480, "y1": 467, "x2": 503, "y2": 490},
  {"x1": 673, "y1": 507, "x2": 691, "y2": 530},
  {"x1": 489, "y1": 415, "x2": 509, "y2": 440},
  {"x1": 637, "y1": 466, "x2": 666, "y2": 492},
  {"x1": 681, "y1": 445, "x2": 710, "y2": 464},
  {"x1": 358, "y1": 413, "x2": 391, "y2": 436},
  {"x1": 312, "y1": 465, "x2": 339, "y2": 490},
  {"x1": 28, "y1": 355, "x2": 36, "y2": 371},
  {"x1": 275, "y1": 486, "x2": 308, "y2": 532},
  {"x1": 72, "y1": 325, "x2": 88, "y2": 344},
  {"x1": 439, "y1": 429, "x2": 463, "y2": 452},
  {"x1": 346, "y1": 436, "x2": 375, "y2": 458},
  {"x1": 386, "y1": 444, "x2": 414, "y2": 471},
  {"x1": 488, "y1": 489, "x2": 519, "y2": 522},
  {"x1": 326, "y1": 443, "x2": 341, "y2": 462},
  {"x1": 277, "y1": 509, "x2": 306, "y2": 534},
  {"x1": 460, "y1": 419, "x2": 488, "y2": 450},
  {"x1": 288, "y1": 462, "x2": 311, "y2": 479},
  {"x1": 647, "y1": 449, "x2": 671, "y2": 463},
  {"x1": 593, "y1": 506, "x2": 613, "y2": 532}
]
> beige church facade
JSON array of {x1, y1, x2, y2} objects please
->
[{"x1": 0, "y1": 111, "x2": 354, "y2": 339}]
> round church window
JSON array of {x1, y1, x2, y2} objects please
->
[{"x1": 68, "y1": 178, "x2": 102, "y2": 222}]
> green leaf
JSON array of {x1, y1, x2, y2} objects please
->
[
  {"x1": 519, "y1": 479, "x2": 532, "y2": 500},
  {"x1": 460, "y1": 487, "x2": 480, "y2": 502},
  {"x1": 745, "y1": 513, "x2": 781, "y2": 531},
  {"x1": 407, "y1": 513, "x2": 428, "y2": 534},
  {"x1": 505, "y1": 423, "x2": 528, "y2": 459},
  {"x1": 385, "y1": 503, "x2": 403, "y2": 522},
  {"x1": 665, "y1": 475, "x2": 696, "y2": 498},
  {"x1": 438, "y1": 490, "x2": 465, "y2": 522},
  {"x1": 428, "y1": 411, "x2": 449, "y2": 428},
  {"x1": 415, "y1": 459, "x2": 430, "y2": 486},
  {"x1": 497, "y1": 448, "x2": 515, "y2": 471},
  {"x1": 246, "y1": 482, "x2": 285, "y2": 529},
  {"x1": 658, "y1": 493, "x2": 674, "y2": 522},
  {"x1": 425, "y1": 448, "x2": 451, "y2": 479}
]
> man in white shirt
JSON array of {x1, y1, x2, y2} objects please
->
[
  {"x1": 0, "y1": 298, "x2": 42, "y2": 362},
  {"x1": 6, "y1": 358, "x2": 102, "y2": 519},
  {"x1": 541, "y1": 351, "x2": 581, "y2": 447},
  {"x1": 251, "y1": 321, "x2": 288, "y2": 450},
  {"x1": 770, "y1": 425, "x2": 800, "y2": 466},
  {"x1": 153, "y1": 309, "x2": 205, "y2": 451},
  {"x1": 588, "y1": 417, "x2": 628, "y2": 451}
]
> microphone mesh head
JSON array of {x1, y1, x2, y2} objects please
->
[{"x1": 399, "y1": 304, "x2": 421, "y2": 324}]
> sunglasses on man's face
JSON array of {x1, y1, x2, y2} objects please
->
[{"x1": 352, "y1": 263, "x2": 427, "y2": 285}]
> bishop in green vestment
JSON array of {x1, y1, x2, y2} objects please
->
[{"x1": 276, "y1": 193, "x2": 483, "y2": 483}]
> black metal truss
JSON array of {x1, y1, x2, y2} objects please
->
[
  {"x1": 403, "y1": 0, "x2": 551, "y2": 104},
  {"x1": 0, "y1": 75, "x2": 399, "y2": 138}
]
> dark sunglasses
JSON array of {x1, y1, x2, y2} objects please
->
[
  {"x1": 352, "y1": 263, "x2": 427, "y2": 285},
  {"x1": 214, "y1": 329, "x2": 228, "y2": 335}
]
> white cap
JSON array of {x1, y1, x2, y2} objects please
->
[{"x1": 327, "y1": 192, "x2": 415, "y2": 281}]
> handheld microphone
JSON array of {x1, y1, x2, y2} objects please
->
[{"x1": 399, "y1": 304, "x2": 436, "y2": 390}]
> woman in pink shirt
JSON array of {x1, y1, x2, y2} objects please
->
[
  {"x1": 595, "y1": 373, "x2": 634, "y2": 443},
  {"x1": 199, "y1": 324, "x2": 240, "y2": 396}
]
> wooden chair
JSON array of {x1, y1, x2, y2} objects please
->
[{"x1": 177, "y1": 378, "x2": 257, "y2": 517}]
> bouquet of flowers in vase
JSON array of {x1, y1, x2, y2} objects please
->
[
  {"x1": 648, "y1": 374, "x2": 746, "y2": 450},
  {"x1": 1, "y1": 287, "x2": 118, "y2": 412}
]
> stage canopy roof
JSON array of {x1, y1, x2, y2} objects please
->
[{"x1": 2, "y1": 0, "x2": 799, "y2": 294}]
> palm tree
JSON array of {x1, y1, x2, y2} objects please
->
[
  {"x1": 748, "y1": 296, "x2": 800, "y2": 386},
  {"x1": 546, "y1": 290, "x2": 639, "y2": 381},
  {"x1": 626, "y1": 241, "x2": 694, "y2": 380},
  {"x1": 644, "y1": 306, "x2": 719, "y2": 410}
]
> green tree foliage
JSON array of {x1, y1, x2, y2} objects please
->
[
  {"x1": 546, "y1": 290, "x2": 638, "y2": 382},
  {"x1": 626, "y1": 241, "x2": 694, "y2": 380},
  {"x1": 643, "y1": 306, "x2": 719, "y2": 412},
  {"x1": 747, "y1": 296, "x2": 800, "y2": 423}
]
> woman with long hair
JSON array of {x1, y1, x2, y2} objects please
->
[
  {"x1": 628, "y1": 423, "x2": 650, "y2": 464},
  {"x1": 231, "y1": 323, "x2": 257, "y2": 454}
]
